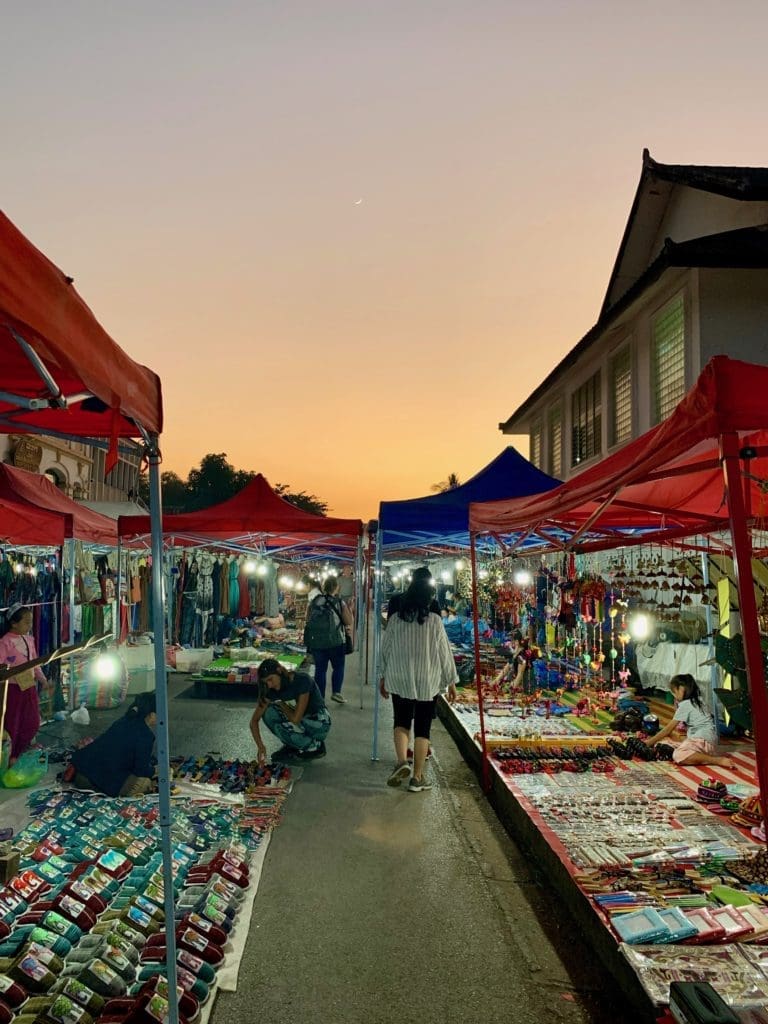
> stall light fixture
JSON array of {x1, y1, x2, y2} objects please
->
[
  {"x1": 256, "y1": 563, "x2": 269, "y2": 577},
  {"x1": 279, "y1": 576, "x2": 294, "y2": 589},
  {"x1": 513, "y1": 569, "x2": 532, "y2": 586},
  {"x1": 14, "y1": 563, "x2": 23, "y2": 574},
  {"x1": 455, "y1": 559, "x2": 466, "y2": 571},
  {"x1": 628, "y1": 613, "x2": 652, "y2": 642},
  {"x1": 244, "y1": 559, "x2": 258, "y2": 575},
  {"x1": 440, "y1": 570, "x2": 451, "y2": 583},
  {"x1": 295, "y1": 581, "x2": 306, "y2": 592},
  {"x1": 479, "y1": 568, "x2": 489, "y2": 580},
  {"x1": 91, "y1": 653, "x2": 122, "y2": 684}
]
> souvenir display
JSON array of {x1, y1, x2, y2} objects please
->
[{"x1": 0, "y1": 781, "x2": 294, "y2": 1023}]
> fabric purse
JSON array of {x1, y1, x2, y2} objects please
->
[{"x1": 343, "y1": 626, "x2": 354, "y2": 656}]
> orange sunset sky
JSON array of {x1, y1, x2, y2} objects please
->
[{"x1": 5, "y1": 1, "x2": 768, "y2": 520}]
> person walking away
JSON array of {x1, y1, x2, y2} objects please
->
[
  {"x1": 251, "y1": 658, "x2": 330, "y2": 762},
  {"x1": 305, "y1": 577, "x2": 353, "y2": 704},
  {"x1": 0, "y1": 604, "x2": 46, "y2": 763},
  {"x1": 647, "y1": 673, "x2": 734, "y2": 768},
  {"x1": 379, "y1": 577, "x2": 458, "y2": 792},
  {"x1": 69, "y1": 692, "x2": 157, "y2": 796}
]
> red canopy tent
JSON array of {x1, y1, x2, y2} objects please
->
[
  {"x1": 117, "y1": 473, "x2": 363, "y2": 549},
  {"x1": 0, "y1": 211, "x2": 162, "y2": 451},
  {"x1": 468, "y1": 356, "x2": 768, "y2": 812},
  {"x1": 470, "y1": 357, "x2": 768, "y2": 549},
  {"x1": 0, "y1": 464, "x2": 117, "y2": 546},
  {"x1": 0, "y1": 210, "x2": 181, "y2": 1018},
  {"x1": 0, "y1": 498, "x2": 67, "y2": 548}
]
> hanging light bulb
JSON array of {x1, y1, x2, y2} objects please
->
[
  {"x1": 628, "y1": 613, "x2": 652, "y2": 641},
  {"x1": 479, "y1": 568, "x2": 489, "y2": 580},
  {"x1": 256, "y1": 563, "x2": 269, "y2": 577},
  {"x1": 244, "y1": 559, "x2": 258, "y2": 575},
  {"x1": 513, "y1": 569, "x2": 532, "y2": 586},
  {"x1": 455, "y1": 558, "x2": 466, "y2": 571},
  {"x1": 14, "y1": 563, "x2": 23, "y2": 575},
  {"x1": 440, "y1": 570, "x2": 451, "y2": 583},
  {"x1": 279, "y1": 575, "x2": 294, "y2": 589}
]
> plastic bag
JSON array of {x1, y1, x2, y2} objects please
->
[
  {"x1": 1, "y1": 748, "x2": 48, "y2": 788},
  {"x1": 71, "y1": 705, "x2": 90, "y2": 726}
]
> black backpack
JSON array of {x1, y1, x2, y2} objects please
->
[{"x1": 303, "y1": 596, "x2": 344, "y2": 650}]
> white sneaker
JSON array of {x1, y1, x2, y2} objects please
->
[
  {"x1": 331, "y1": 693, "x2": 347, "y2": 704},
  {"x1": 408, "y1": 776, "x2": 433, "y2": 793}
]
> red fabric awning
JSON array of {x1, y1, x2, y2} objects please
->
[
  {"x1": 118, "y1": 474, "x2": 362, "y2": 547},
  {"x1": 470, "y1": 357, "x2": 768, "y2": 550},
  {"x1": 0, "y1": 210, "x2": 163, "y2": 439},
  {"x1": 0, "y1": 497, "x2": 67, "y2": 547},
  {"x1": 0, "y1": 465, "x2": 117, "y2": 545}
]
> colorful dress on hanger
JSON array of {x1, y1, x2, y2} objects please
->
[
  {"x1": 238, "y1": 563, "x2": 250, "y2": 618},
  {"x1": 0, "y1": 631, "x2": 44, "y2": 760},
  {"x1": 219, "y1": 559, "x2": 229, "y2": 615},
  {"x1": 229, "y1": 559, "x2": 240, "y2": 616}
]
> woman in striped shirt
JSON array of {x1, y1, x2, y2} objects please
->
[{"x1": 380, "y1": 577, "x2": 458, "y2": 792}]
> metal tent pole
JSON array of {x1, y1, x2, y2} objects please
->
[
  {"x1": 470, "y1": 534, "x2": 491, "y2": 791},
  {"x1": 363, "y1": 531, "x2": 373, "y2": 707},
  {"x1": 355, "y1": 536, "x2": 365, "y2": 710},
  {"x1": 67, "y1": 538, "x2": 77, "y2": 711},
  {"x1": 371, "y1": 532, "x2": 383, "y2": 761},
  {"x1": 721, "y1": 433, "x2": 768, "y2": 840},
  {"x1": 700, "y1": 550, "x2": 719, "y2": 733},
  {"x1": 146, "y1": 436, "x2": 180, "y2": 1024},
  {"x1": 114, "y1": 539, "x2": 122, "y2": 643}
]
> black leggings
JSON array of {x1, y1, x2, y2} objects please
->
[{"x1": 392, "y1": 694, "x2": 436, "y2": 740}]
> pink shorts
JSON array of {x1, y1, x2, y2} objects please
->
[{"x1": 673, "y1": 737, "x2": 716, "y2": 763}]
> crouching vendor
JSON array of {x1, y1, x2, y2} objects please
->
[
  {"x1": 250, "y1": 658, "x2": 330, "y2": 763},
  {"x1": 70, "y1": 692, "x2": 157, "y2": 797}
]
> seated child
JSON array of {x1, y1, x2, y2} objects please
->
[{"x1": 647, "y1": 672, "x2": 734, "y2": 768}]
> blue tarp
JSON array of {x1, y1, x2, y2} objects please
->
[{"x1": 378, "y1": 447, "x2": 560, "y2": 550}]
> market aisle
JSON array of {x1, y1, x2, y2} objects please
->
[{"x1": 208, "y1": 658, "x2": 626, "y2": 1024}]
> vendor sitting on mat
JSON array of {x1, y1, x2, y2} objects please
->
[
  {"x1": 230, "y1": 612, "x2": 286, "y2": 642},
  {"x1": 69, "y1": 692, "x2": 158, "y2": 796},
  {"x1": 250, "y1": 657, "x2": 330, "y2": 763},
  {"x1": 646, "y1": 673, "x2": 735, "y2": 769}
]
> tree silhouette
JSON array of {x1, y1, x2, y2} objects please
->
[
  {"x1": 138, "y1": 454, "x2": 328, "y2": 515},
  {"x1": 431, "y1": 472, "x2": 462, "y2": 493}
]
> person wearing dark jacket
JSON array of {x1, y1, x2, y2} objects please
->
[{"x1": 70, "y1": 692, "x2": 157, "y2": 797}]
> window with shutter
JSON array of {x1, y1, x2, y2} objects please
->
[
  {"x1": 530, "y1": 420, "x2": 542, "y2": 468},
  {"x1": 652, "y1": 296, "x2": 685, "y2": 424},
  {"x1": 548, "y1": 404, "x2": 563, "y2": 477},
  {"x1": 571, "y1": 371, "x2": 602, "y2": 468},
  {"x1": 609, "y1": 347, "x2": 632, "y2": 447}
]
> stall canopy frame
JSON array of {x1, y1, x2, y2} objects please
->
[
  {"x1": 371, "y1": 447, "x2": 561, "y2": 759},
  {"x1": 0, "y1": 211, "x2": 183, "y2": 1021},
  {"x1": 468, "y1": 355, "x2": 768, "y2": 820}
]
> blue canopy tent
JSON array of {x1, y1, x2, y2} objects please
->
[
  {"x1": 370, "y1": 447, "x2": 560, "y2": 759},
  {"x1": 378, "y1": 447, "x2": 560, "y2": 553}
]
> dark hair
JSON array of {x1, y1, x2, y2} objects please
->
[
  {"x1": 397, "y1": 577, "x2": 434, "y2": 624},
  {"x1": 670, "y1": 673, "x2": 703, "y2": 710},
  {"x1": 412, "y1": 567, "x2": 432, "y2": 583},
  {"x1": 257, "y1": 658, "x2": 284, "y2": 681},
  {"x1": 7, "y1": 606, "x2": 30, "y2": 627},
  {"x1": 322, "y1": 577, "x2": 339, "y2": 596},
  {"x1": 125, "y1": 692, "x2": 156, "y2": 720}
]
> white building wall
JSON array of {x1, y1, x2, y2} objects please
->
[
  {"x1": 698, "y1": 268, "x2": 768, "y2": 367},
  {"x1": 650, "y1": 192, "x2": 768, "y2": 256}
]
